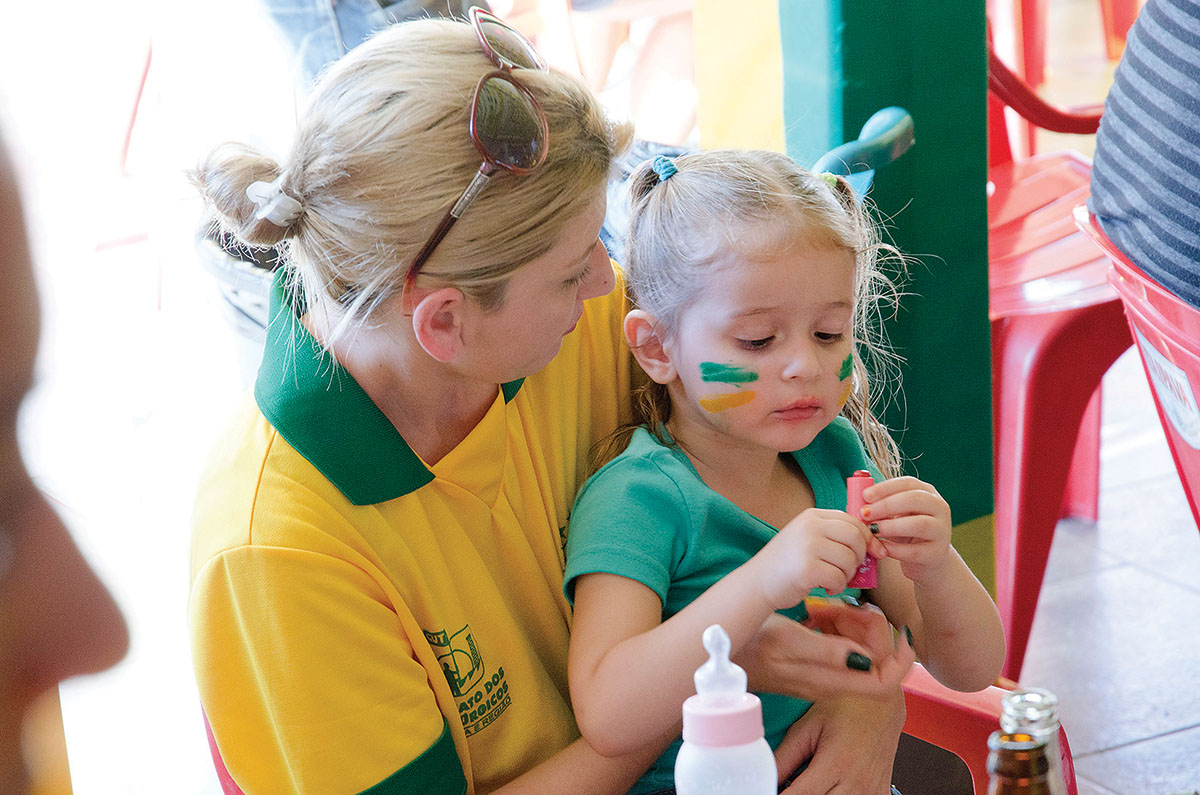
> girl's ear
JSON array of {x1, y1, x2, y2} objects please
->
[
  {"x1": 624, "y1": 309, "x2": 676, "y2": 385},
  {"x1": 412, "y1": 287, "x2": 467, "y2": 362}
]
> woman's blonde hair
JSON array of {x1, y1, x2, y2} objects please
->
[
  {"x1": 191, "y1": 17, "x2": 631, "y2": 347},
  {"x1": 599, "y1": 149, "x2": 905, "y2": 479}
]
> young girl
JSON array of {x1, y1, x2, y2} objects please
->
[{"x1": 564, "y1": 151, "x2": 1006, "y2": 793}]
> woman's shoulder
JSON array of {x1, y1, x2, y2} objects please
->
[{"x1": 191, "y1": 396, "x2": 358, "y2": 575}]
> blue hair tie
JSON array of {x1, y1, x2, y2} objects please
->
[{"x1": 651, "y1": 155, "x2": 678, "y2": 182}]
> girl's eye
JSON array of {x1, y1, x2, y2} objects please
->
[
  {"x1": 736, "y1": 336, "x2": 774, "y2": 351},
  {"x1": 815, "y1": 331, "x2": 845, "y2": 343}
]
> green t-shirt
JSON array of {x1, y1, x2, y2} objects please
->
[{"x1": 564, "y1": 417, "x2": 875, "y2": 794}]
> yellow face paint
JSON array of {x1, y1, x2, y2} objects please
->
[
  {"x1": 700, "y1": 391, "x2": 756, "y2": 413},
  {"x1": 837, "y1": 381, "x2": 853, "y2": 411}
]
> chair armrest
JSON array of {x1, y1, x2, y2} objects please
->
[
  {"x1": 988, "y1": 48, "x2": 1101, "y2": 135},
  {"x1": 903, "y1": 664, "x2": 1077, "y2": 794}
]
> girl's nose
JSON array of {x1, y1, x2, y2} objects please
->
[{"x1": 780, "y1": 340, "x2": 823, "y2": 380}]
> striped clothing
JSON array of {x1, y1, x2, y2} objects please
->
[{"x1": 1089, "y1": 0, "x2": 1200, "y2": 309}]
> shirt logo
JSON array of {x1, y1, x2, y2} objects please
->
[{"x1": 425, "y1": 624, "x2": 511, "y2": 736}]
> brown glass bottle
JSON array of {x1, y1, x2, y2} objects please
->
[{"x1": 987, "y1": 731, "x2": 1052, "y2": 794}]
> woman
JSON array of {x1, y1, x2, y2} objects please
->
[{"x1": 189, "y1": 11, "x2": 912, "y2": 793}]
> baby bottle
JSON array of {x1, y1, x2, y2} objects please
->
[{"x1": 674, "y1": 624, "x2": 776, "y2": 795}]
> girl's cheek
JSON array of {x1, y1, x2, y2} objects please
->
[{"x1": 697, "y1": 361, "x2": 759, "y2": 413}]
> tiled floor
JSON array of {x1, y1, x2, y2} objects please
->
[{"x1": 3, "y1": 1, "x2": 1199, "y2": 793}]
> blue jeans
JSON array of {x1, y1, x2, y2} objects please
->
[{"x1": 261, "y1": 0, "x2": 479, "y2": 87}]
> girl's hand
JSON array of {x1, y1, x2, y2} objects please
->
[
  {"x1": 754, "y1": 509, "x2": 873, "y2": 609},
  {"x1": 860, "y1": 477, "x2": 954, "y2": 585},
  {"x1": 774, "y1": 686, "x2": 906, "y2": 795}
]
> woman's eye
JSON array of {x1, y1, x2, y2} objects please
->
[
  {"x1": 815, "y1": 331, "x2": 845, "y2": 343},
  {"x1": 736, "y1": 336, "x2": 774, "y2": 351},
  {"x1": 565, "y1": 262, "x2": 591, "y2": 288}
]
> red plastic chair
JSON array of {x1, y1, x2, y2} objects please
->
[
  {"x1": 1075, "y1": 207, "x2": 1200, "y2": 531},
  {"x1": 902, "y1": 665, "x2": 1078, "y2": 794},
  {"x1": 986, "y1": 47, "x2": 1134, "y2": 679},
  {"x1": 991, "y1": 0, "x2": 1141, "y2": 90},
  {"x1": 203, "y1": 710, "x2": 246, "y2": 795}
]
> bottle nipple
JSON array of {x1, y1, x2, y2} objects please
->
[{"x1": 694, "y1": 625, "x2": 747, "y2": 707}]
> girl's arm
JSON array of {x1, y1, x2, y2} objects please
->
[
  {"x1": 863, "y1": 476, "x2": 1007, "y2": 692},
  {"x1": 569, "y1": 508, "x2": 872, "y2": 756},
  {"x1": 488, "y1": 732, "x2": 675, "y2": 794}
]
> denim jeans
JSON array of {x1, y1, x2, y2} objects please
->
[{"x1": 261, "y1": 0, "x2": 479, "y2": 87}]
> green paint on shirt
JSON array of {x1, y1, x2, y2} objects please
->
[{"x1": 700, "y1": 362, "x2": 759, "y2": 384}]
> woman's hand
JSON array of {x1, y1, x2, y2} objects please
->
[
  {"x1": 861, "y1": 476, "x2": 953, "y2": 585},
  {"x1": 774, "y1": 686, "x2": 907, "y2": 795},
  {"x1": 754, "y1": 509, "x2": 875, "y2": 610},
  {"x1": 735, "y1": 604, "x2": 915, "y2": 702}
]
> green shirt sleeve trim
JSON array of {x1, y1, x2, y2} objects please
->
[{"x1": 356, "y1": 719, "x2": 466, "y2": 795}]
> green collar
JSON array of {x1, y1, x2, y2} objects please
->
[{"x1": 253, "y1": 268, "x2": 524, "y2": 505}]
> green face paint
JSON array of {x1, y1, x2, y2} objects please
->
[
  {"x1": 838, "y1": 353, "x2": 854, "y2": 380},
  {"x1": 700, "y1": 362, "x2": 759, "y2": 384}
]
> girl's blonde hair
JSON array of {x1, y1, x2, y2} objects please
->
[
  {"x1": 191, "y1": 18, "x2": 632, "y2": 347},
  {"x1": 601, "y1": 149, "x2": 904, "y2": 479}
]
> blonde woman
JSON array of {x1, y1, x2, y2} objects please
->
[{"x1": 189, "y1": 11, "x2": 913, "y2": 794}]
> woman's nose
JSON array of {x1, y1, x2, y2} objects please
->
[
  {"x1": 581, "y1": 239, "x2": 616, "y2": 300},
  {"x1": 7, "y1": 495, "x2": 130, "y2": 693}
]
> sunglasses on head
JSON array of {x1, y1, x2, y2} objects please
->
[{"x1": 401, "y1": 6, "x2": 550, "y2": 313}]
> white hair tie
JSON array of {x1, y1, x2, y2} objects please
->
[{"x1": 246, "y1": 175, "x2": 303, "y2": 227}]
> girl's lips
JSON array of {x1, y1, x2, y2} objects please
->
[{"x1": 774, "y1": 401, "x2": 822, "y2": 421}]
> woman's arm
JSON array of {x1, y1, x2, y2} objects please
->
[{"x1": 863, "y1": 477, "x2": 1006, "y2": 691}]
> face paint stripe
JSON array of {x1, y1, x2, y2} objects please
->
[
  {"x1": 700, "y1": 391, "x2": 757, "y2": 413},
  {"x1": 700, "y1": 362, "x2": 759, "y2": 384},
  {"x1": 837, "y1": 381, "x2": 853, "y2": 410},
  {"x1": 838, "y1": 353, "x2": 854, "y2": 380}
]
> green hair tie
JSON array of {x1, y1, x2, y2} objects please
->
[{"x1": 820, "y1": 172, "x2": 839, "y2": 188}]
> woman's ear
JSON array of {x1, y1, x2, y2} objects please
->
[
  {"x1": 624, "y1": 309, "x2": 676, "y2": 385},
  {"x1": 412, "y1": 287, "x2": 467, "y2": 362}
]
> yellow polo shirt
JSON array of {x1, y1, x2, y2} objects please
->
[{"x1": 189, "y1": 267, "x2": 632, "y2": 794}]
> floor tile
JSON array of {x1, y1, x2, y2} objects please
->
[
  {"x1": 1074, "y1": 725, "x2": 1200, "y2": 794},
  {"x1": 1043, "y1": 518, "x2": 1124, "y2": 585},
  {"x1": 1022, "y1": 565, "x2": 1200, "y2": 756},
  {"x1": 1075, "y1": 775, "x2": 1123, "y2": 795}
]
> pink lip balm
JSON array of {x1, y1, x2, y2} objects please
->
[{"x1": 846, "y1": 470, "x2": 877, "y2": 588}]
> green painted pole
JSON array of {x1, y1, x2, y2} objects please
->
[{"x1": 778, "y1": 1, "x2": 995, "y2": 585}]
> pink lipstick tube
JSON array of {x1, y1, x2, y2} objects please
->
[{"x1": 846, "y1": 470, "x2": 877, "y2": 588}]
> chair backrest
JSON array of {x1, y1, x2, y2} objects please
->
[{"x1": 1075, "y1": 206, "x2": 1200, "y2": 530}]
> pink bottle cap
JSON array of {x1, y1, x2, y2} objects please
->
[{"x1": 681, "y1": 625, "x2": 765, "y2": 747}]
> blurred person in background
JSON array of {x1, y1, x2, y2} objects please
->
[{"x1": 0, "y1": 129, "x2": 130, "y2": 794}]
